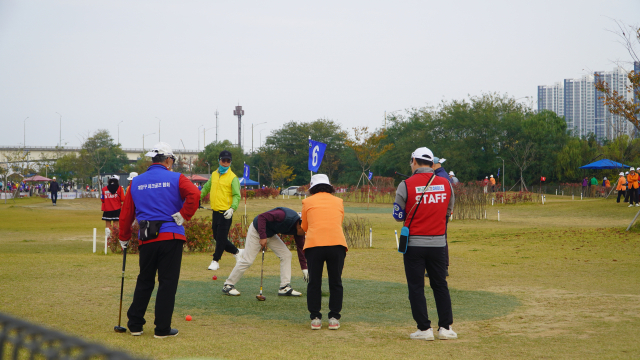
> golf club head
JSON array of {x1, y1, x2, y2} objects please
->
[
  {"x1": 114, "y1": 326, "x2": 127, "y2": 333},
  {"x1": 256, "y1": 295, "x2": 266, "y2": 301}
]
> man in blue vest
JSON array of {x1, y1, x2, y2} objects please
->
[
  {"x1": 118, "y1": 142, "x2": 200, "y2": 338},
  {"x1": 393, "y1": 147, "x2": 457, "y2": 341},
  {"x1": 222, "y1": 207, "x2": 306, "y2": 297}
]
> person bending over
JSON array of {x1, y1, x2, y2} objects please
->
[{"x1": 222, "y1": 207, "x2": 307, "y2": 297}]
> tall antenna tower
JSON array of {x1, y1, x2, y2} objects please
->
[{"x1": 234, "y1": 105, "x2": 244, "y2": 149}]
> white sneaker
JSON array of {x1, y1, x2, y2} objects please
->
[
  {"x1": 437, "y1": 326, "x2": 458, "y2": 340},
  {"x1": 410, "y1": 328, "x2": 434, "y2": 341},
  {"x1": 636, "y1": 204, "x2": 639, "y2": 207},
  {"x1": 629, "y1": 204, "x2": 634, "y2": 207},
  {"x1": 311, "y1": 318, "x2": 322, "y2": 330},
  {"x1": 130, "y1": 330, "x2": 143, "y2": 336},
  {"x1": 234, "y1": 249, "x2": 244, "y2": 262},
  {"x1": 222, "y1": 284, "x2": 240, "y2": 296},
  {"x1": 208, "y1": 260, "x2": 219, "y2": 270},
  {"x1": 328, "y1": 318, "x2": 340, "y2": 330},
  {"x1": 278, "y1": 284, "x2": 302, "y2": 297}
]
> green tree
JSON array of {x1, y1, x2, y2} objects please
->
[
  {"x1": 195, "y1": 140, "x2": 245, "y2": 176},
  {"x1": 79, "y1": 130, "x2": 129, "y2": 186}
]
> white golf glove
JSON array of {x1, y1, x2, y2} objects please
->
[
  {"x1": 223, "y1": 208, "x2": 234, "y2": 219},
  {"x1": 302, "y1": 269, "x2": 309, "y2": 283},
  {"x1": 171, "y1": 212, "x2": 184, "y2": 225},
  {"x1": 119, "y1": 240, "x2": 129, "y2": 250}
]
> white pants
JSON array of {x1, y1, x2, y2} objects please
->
[{"x1": 225, "y1": 223, "x2": 292, "y2": 287}]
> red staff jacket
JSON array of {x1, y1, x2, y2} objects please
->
[{"x1": 101, "y1": 186, "x2": 124, "y2": 212}]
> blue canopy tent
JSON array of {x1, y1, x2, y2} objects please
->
[
  {"x1": 579, "y1": 159, "x2": 631, "y2": 170},
  {"x1": 239, "y1": 177, "x2": 259, "y2": 186}
]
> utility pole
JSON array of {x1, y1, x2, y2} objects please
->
[
  {"x1": 55, "y1": 112, "x2": 62, "y2": 148},
  {"x1": 497, "y1": 156, "x2": 505, "y2": 192},
  {"x1": 117, "y1": 121, "x2": 123, "y2": 145},
  {"x1": 23, "y1": 117, "x2": 29, "y2": 149},
  {"x1": 215, "y1": 109, "x2": 219, "y2": 143},
  {"x1": 156, "y1": 117, "x2": 162, "y2": 141},
  {"x1": 234, "y1": 105, "x2": 244, "y2": 150},
  {"x1": 197, "y1": 125, "x2": 203, "y2": 151}
]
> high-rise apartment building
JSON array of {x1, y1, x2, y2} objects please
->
[{"x1": 538, "y1": 66, "x2": 635, "y2": 140}]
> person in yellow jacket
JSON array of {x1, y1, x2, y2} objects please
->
[
  {"x1": 616, "y1": 172, "x2": 627, "y2": 203},
  {"x1": 626, "y1": 168, "x2": 639, "y2": 207},
  {"x1": 302, "y1": 174, "x2": 347, "y2": 331},
  {"x1": 201, "y1": 150, "x2": 243, "y2": 270}
]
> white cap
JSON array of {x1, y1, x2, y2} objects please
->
[
  {"x1": 111, "y1": 175, "x2": 120, "y2": 180},
  {"x1": 310, "y1": 174, "x2": 331, "y2": 189},
  {"x1": 145, "y1": 142, "x2": 175, "y2": 158},
  {"x1": 411, "y1": 147, "x2": 434, "y2": 162},
  {"x1": 626, "y1": 171, "x2": 629, "y2": 175},
  {"x1": 620, "y1": 172, "x2": 625, "y2": 176},
  {"x1": 127, "y1": 172, "x2": 138, "y2": 181},
  {"x1": 449, "y1": 171, "x2": 455, "y2": 176},
  {"x1": 485, "y1": 176, "x2": 488, "y2": 178},
  {"x1": 53, "y1": 177, "x2": 56, "y2": 180},
  {"x1": 490, "y1": 175, "x2": 493, "y2": 178},
  {"x1": 631, "y1": 167, "x2": 636, "y2": 171},
  {"x1": 604, "y1": 177, "x2": 607, "y2": 180}
]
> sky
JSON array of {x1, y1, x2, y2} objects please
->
[{"x1": 1, "y1": 0, "x2": 638, "y2": 151}]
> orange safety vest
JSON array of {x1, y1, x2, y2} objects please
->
[
  {"x1": 627, "y1": 173, "x2": 639, "y2": 189},
  {"x1": 617, "y1": 176, "x2": 627, "y2": 191}
]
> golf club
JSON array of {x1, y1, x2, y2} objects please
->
[
  {"x1": 256, "y1": 247, "x2": 266, "y2": 301},
  {"x1": 395, "y1": 171, "x2": 410, "y2": 179},
  {"x1": 114, "y1": 247, "x2": 128, "y2": 333}
]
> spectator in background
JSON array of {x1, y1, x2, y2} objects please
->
[
  {"x1": 603, "y1": 177, "x2": 610, "y2": 193},
  {"x1": 482, "y1": 176, "x2": 489, "y2": 193},
  {"x1": 432, "y1": 157, "x2": 452, "y2": 184},
  {"x1": 582, "y1": 177, "x2": 588, "y2": 197},
  {"x1": 489, "y1": 175, "x2": 496, "y2": 192},
  {"x1": 616, "y1": 172, "x2": 627, "y2": 204},
  {"x1": 449, "y1": 171, "x2": 459, "y2": 185},
  {"x1": 590, "y1": 176, "x2": 598, "y2": 197},
  {"x1": 627, "y1": 168, "x2": 638, "y2": 207},
  {"x1": 49, "y1": 177, "x2": 60, "y2": 206}
]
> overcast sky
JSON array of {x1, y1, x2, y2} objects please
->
[{"x1": 1, "y1": 0, "x2": 638, "y2": 151}]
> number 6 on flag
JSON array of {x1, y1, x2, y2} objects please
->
[{"x1": 308, "y1": 139, "x2": 327, "y2": 172}]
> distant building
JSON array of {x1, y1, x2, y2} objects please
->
[{"x1": 538, "y1": 66, "x2": 635, "y2": 141}]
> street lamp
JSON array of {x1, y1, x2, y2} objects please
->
[
  {"x1": 55, "y1": 112, "x2": 62, "y2": 148},
  {"x1": 117, "y1": 121, "x2": 124, "y2": 145},
  {"x1": 251, "y1": 165, "x2": 261, "y2": 187},
  {"x1": 259, "y1": 128, "x2": 268, "y2": 148},
  {"x1": 143, "y1": 132, "x2": 155, "y2": 151},
  {"x1": 497, "y1": 156, "x2": 505, "y2": 192},
  {"x1": 197, "y1": 125, "x2": 204, "y2": 151},
  {"x1": 203, "y1": 127, "x2": 215, "y2": 149},
  {"x1": 156, "y1": 117, "x2": 162, "y2": 141},
  {"x1": 252, "y1": 122, "x2": 266, "y2": 153}
]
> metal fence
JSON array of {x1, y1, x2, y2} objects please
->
[{"x1": 0, "y1": 312, "x2": 144, "y2": 360}]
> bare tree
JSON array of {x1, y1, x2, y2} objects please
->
[{"x1": 508, "y1": 142, "x2": 536, "y2": 192}]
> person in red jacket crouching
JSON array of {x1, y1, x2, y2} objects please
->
[
  {"x1": 118, "y1": 142, "x2": 200, "y2": 338},
  {"x1": 102, "y1": 175, "x2": 124, "y2": 240}
]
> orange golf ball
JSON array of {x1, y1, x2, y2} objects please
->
[{"x1": 186, "y1": 315, "x2": 192, "y2": 321}]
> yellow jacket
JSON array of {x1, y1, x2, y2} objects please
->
[
  {"x1": 301, "y1": 192, "x2": 348, "y2": 251},
  {"x1": 200, "y1": 169, "x2": 240, "y2": 212},
  {"x1": 627, "y1": 173, "x2": 639, "y2": 189}
]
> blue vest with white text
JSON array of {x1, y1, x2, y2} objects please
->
[{"x1": 130, "y1": 164, "x2": 185, "y2": 237}]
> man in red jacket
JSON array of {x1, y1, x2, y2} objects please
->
[{"x1": 119, "y1": 142, "x2": 200, "y2": 338}]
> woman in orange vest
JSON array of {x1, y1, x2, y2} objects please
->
[
  {"x1": 616, "y1": 172, "x2": 627, "y2": 203},
  {"x1": 302, "y1": 174, "x2": 348, "y2": 331},
  {"x1": 626, "y1": 168, "x2": 638, "y2": 207}
]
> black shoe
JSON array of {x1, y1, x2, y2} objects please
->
[{"x1": 154, "y1": 328, "x2": 178, "y2": 338}]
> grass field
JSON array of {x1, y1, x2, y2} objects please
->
[{"x1": 1, "y1": 195, "x2": 639, "y2": 359}]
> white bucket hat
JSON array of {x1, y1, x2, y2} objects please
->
[
  {"x1": 631, "y1": 167, "x2": 636, "y2": 171},
  {"x1": 127, "y1": 172, "x2": 138, "y2": 181},
  {"x1": 449, "y1": 171, "x2": 455, "y2": 176},
  {"x1": 145, "y1": 142, "x2": 175, "y2": 158},
  {"x1": 620, "y1": 172, "x2": 625, "y2": 176},
  {"x1": 310, "y1": 174, "x2": 331, "y2": 189},
  {"x1": 490, "y1": 175, "x2": 494, "y2": 178}
]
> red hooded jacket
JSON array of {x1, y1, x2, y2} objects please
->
[{"x1": 101, "y1": 186, "x2": 124, "y2": 212}]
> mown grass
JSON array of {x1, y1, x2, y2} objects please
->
[{"x1": 0, "y1": 195, "x2": 639, "y2": 359}]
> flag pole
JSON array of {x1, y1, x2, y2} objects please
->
[
  {"x1": 243, "y1": 162, "x2": 247, "y2": 223},
  {"x1": 309, "y1": 136, "x2": 312, "y2": 180}
]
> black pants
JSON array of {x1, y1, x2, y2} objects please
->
[
  {"x1": 212, "y1": 211, "x2": 238, "y2": 261},
  {"x1": 617, "y1": 190, "x2": 626, "y2": 203},
  {"x1": 403, "y1": 246, "x2": 453, "y2": 331},
  {"x1": 51, "y1": 192, "x2": 57, "y2": 204},
  {"x1": 127, "y1": 239, "x2": 183, "y2": 336},
  {"x1": 628, "y1": 188, "x2": 637, "y2": 205},
  {"x1": 306, "y1": 245, "x2": 346, "y2": 320}
]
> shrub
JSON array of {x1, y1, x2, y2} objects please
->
[
  {"x1": 343, "y1": 216, "x2": 371, "y2": 249},
  {"x1": 107, "y1": 221, "x2": 140, "y2": 254},
  {"x1": 228, "y1": 223, "x2": 247, "y2": 248},
  {"x1": 184, "y1": 217, "x2": 214, "y2": 252}
]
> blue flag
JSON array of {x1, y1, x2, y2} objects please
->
[
  {"x1": 368, "y1": 171, "x2": 373, "y2": 180},
  {"x1": 243, "y1": 163, "x2": 250, "y2": 179},
  {"x1": 497, "y1": 168, "x2": 500, "y2": 177},
  {"x1": 308, "y1": 139, "x2": 327, "y2": 172}
]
